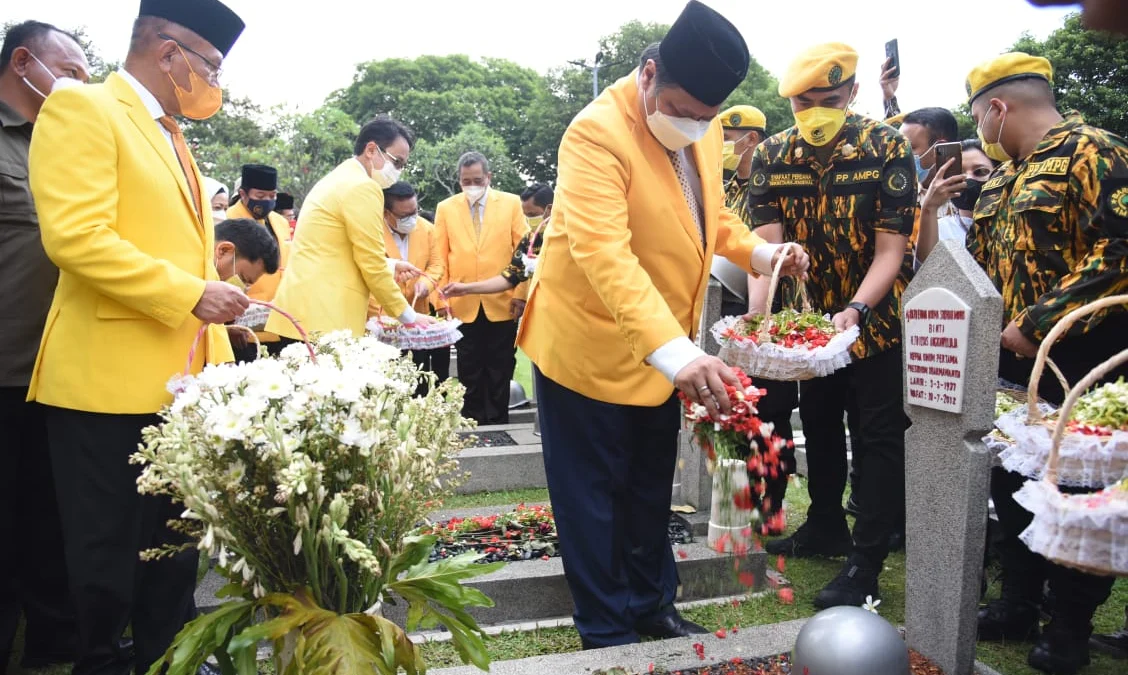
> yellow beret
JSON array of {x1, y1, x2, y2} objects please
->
[
  {"x1": 719, "y1": 105, "x2": 767, "y2": 131},
  {"x1": 779, "y1": 43, "x2": 858, "y2": 98},
  {"x1": 966, "y1": 52, "x2": 1053, "y2": 104}
]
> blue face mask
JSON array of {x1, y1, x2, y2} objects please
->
[{"x1": 913, "y1": 155, "x2": 930, "y2": 185}]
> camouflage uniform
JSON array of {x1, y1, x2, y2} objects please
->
[
  {"x1": 499, "y1": 229, "x2": 545, "y2": 287},
  {"x1": 970, "y1": 112, "x2": 1128, "y2": 644},
  {"x1": 745, "y1": 111, "x2": 918, "y2": 360},
  {"x1": 969, "y1": 112, "x2": 1128, "y2": 343},
  {"x1": 747, "y1": 112, "x2": 915, "y2": 567}
]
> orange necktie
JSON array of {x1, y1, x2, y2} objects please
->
[{"x1": 158, "y1": 115, "x2": 202, "y2": 221}]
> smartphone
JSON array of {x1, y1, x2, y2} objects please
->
[
  {"x1": 934, "y1": 142, "x2": 963, "y2": 179},
  {"x1": 885, "y1": 39, "x2": 900, "y2": 78}
]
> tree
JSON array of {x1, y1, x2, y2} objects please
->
[
  {"x1": 270, "y1": 106, "x2": 359, "y2": 203},
  {"x1": 330, "y1": 55, "x2": 543, "y2": 180},
  {"x1": 404, "y1": 122, "x2": 522, "y2": 211},
  {"x1": 1011, "y1": 13, "x2": 1128, "y2": 137},
  {"x1": 952, "y1": 104, "x2": 978, "y2": 142}
]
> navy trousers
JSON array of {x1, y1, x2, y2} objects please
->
[{"x1": 535, "y1": 367, "x2": 680, "y2": 649}]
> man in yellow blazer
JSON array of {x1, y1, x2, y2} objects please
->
[
  {"x1": 266, "y1": 116, "x2": 435, "y2": 343},
  {"x1": 368, "y1": 181, "x2": 450, "y2": 388},
  {"x1": 435, "y1": 153, "x2": 528, "y2": 425},
  {"x1": 26, "y1": 0, "x2": 247, "y2": 671},
  {"x1": 516, "y1": 0, "x2": 808, "y2": 650},
  {"x1": 226, "y1": 163, "x2": 291, "y2": 360}
]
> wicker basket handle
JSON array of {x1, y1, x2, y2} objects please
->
[
  {"x1": 1028, "y1": 294, "x2": 1128, "y2": 423},
  {"x1": 758, "y1": 242, "x2": 812, "y2": 342},
  {"x1": 1044, "y1": 346, "x2": 1128, "y2": 486},
  {"x1": 183, "y1": 300, "x2": 315, "y2": 377}
]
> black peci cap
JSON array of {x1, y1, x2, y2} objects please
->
[
  {"x1": 240, "y1": 164, "x2": 278, "y2": 191},
  {"x1": 138, "y1": 0, "x2": 245, "y2": 57},
  {"x1": 658, "y1": 1, "x2": 750, "y2": 107},
  {"x1": 275, "y1": 192, "x2": 294, "y2": 210}
]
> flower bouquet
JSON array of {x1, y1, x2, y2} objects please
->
[
  {"x1": 133, "y1": 330, "x2": 501, "y2": 675},
  {"x1": 712, "y1": 244, "x2": 858, "y2": 381},
  {"x1": 995, "y1": 295, "x2": 1128, "y2": 489},
  {"x1": 680, "y1": 367, "x2": 789, "y2": 553}
]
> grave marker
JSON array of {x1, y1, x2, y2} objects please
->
[{"x1": 902, "y1": 240, "x2": 1003, "y2": 675}]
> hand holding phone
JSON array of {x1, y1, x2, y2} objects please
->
[
  {"x1": 884, "y1": 39, "x2": 900, "y2": 79},
  {"x1": 934, "y1": 142, "x2": 963, "y2": 180}
]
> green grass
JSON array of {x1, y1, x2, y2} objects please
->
[
  {"x1": 420, "y1": 480, "x2": 1128, "y2": 674},
  {"x1": 440, "y1": 487, "x2": 550, "y2": 511},
  {"x1": 10, "y1": 480, "x2": 1126, "y2": 675}
]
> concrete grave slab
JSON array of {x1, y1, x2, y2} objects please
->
[{"x1": 902, "y1": 240, "x2": 1003, "y2": 675}]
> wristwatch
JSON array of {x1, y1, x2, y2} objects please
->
[{"x1": 846, "y1": 301, "x2": 871, "y2": 324}]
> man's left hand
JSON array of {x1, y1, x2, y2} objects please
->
[
  {"x1": 510, "y1": 298, "x2": 527, "y2": 319},
  {"x1": 832, "y1": 308, "x2": 861, "y2": 332},
  {"x1": 1002, "y1": 320, "x2": 1039, "y2": 358},
  {"x1": 772, "y1": 245, "x2": 810, "y2": 280}
]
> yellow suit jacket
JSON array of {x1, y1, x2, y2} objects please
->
[
  {"x1": 368, "y1": 217, "x2": 446, "y2": 317},
  {"x1": 226, "y1": 201, "x2": 291, "y2": 341},
  {"x1": 265, "y1": 158, "x2": 409, "y2": 339},
  {"x1": 517, "y1": 72, "x2": 765, "y2": 407},
  {"x1": 27, "y1": 72, "x2": 232, "y2": 414},
  {"x1": 435, "y1": 189, "x2": 528, "y2": 323}
]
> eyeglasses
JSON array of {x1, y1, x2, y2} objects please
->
[
  {"x1": 379, "y1": 146, "x2": 407, "y2": 171},
  {"x1": 158, "y1": 33, "x2": 223, "y2": 84}
]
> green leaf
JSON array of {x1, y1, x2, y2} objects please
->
[
  {"x1": 388, "y1": 553, "x2": 504, "y2": 670},
  {"x1": 144, "y1": 600, "x2": 256, "y2": 675},
  {"x1": 228, "y1": 593, "x2": 319, "y2": 650}
]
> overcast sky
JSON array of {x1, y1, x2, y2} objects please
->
[{"x1": 3, "y1": 0, "x2": 1074, "y2": 120}]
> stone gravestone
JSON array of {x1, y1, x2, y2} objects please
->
[
  {"x1": 676, "y1": 280, "x2": 725, "y2": 510},
  {"x1": 902, "y1": 240, "x2": 1002, "y2": 675}
]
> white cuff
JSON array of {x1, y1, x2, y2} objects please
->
[
  {"x1": 386, "y1": 258, "x2": 399, "y2": 274},
  {"x1": 646, "y1": 336, "x2": 705, "y2": 384},
  {"x1": 397, "y1": 306, "x2": 419, "y2": 324},
  {"x1": 750, "y1": 243, "x2": 782, "y2": 277}
]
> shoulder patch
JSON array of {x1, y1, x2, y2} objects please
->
[
  {"x1": 883, "y1": 166, "x2": 912, "y2": 198},
  {"x1": 747, "y1": 168, "x2": 770, "y2": 196},
  {"x1": 1103, "y1": 178, "x2": 1128, "y2": 237}
]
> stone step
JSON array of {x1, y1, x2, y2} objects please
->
[
  {"x1": 196, "y1": 541, "x2": 766, "y2": 626},
  {"x1": 455, "y1": 444, "x2": 545, "y2": 494}
]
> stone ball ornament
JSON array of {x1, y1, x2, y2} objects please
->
[{"x1": 791, "y1": 606, "x2": 910, "y2": 675}]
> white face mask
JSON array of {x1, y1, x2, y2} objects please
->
[
  {"x1": 394, "y1": 214, "x2": 417, "y2": 234},
  {"x1": 643, "y1": 89, "x2": 710, "y2": 152},
  {"x1": 212, "y1": 209, "x2": 227, "y2": 224},
  {"x1": 22, "y1": 51, "x2": 58, "y2": 100},
  {"x1": 463, "y1": 185, "x2": 487, "y2": 204}
]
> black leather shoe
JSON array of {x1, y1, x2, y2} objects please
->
[
  {"x1": 765, "y1": 523, "x2": 851, "y2": 559},
  {"x1": 1028, "y1": 620, "x2": 1091, "y2": 675},
  {"x1": 635, "y1": 612, "x2": 709, "y2": 640},
  {"x1": 977, "y1": 599, "x2": 1041, "y2": 642},
  {"x1": 813, "y1": 555, "x2": 879, "y2": 609},
  {"x1": 888, "y1": 530, "x2": 905, "y2": 552},
  {"x1": 1090, "y1": 629, "x2": 1128, "y2": 659}
]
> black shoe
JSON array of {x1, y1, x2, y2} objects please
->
[
  {"x1": 845, "y1": 495, "x2": 861, "y2": 517},
  {"x1": 1090, "y1": 630, "x2": 1128, "y2": 659},
  {"x1": 813, "y1": 555, "x2": 879, "y2": 609},
  {"x1": 888, "y1": 530, "x2": 905, "y2": 552},
  {"x1": 977, "y1": 599, "x2": 1041, "y2": 642},
  {"x1": 1028, "y1": 620, "x2": 1092, "y2": 675},
  {"x1": 635, "y1": 611, "x2": 709, "y2": 640},
  {"x1": 765, "y1": 523, "x2": 851, "y2": 559}
]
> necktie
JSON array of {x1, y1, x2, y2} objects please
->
[
  {"x1": 472, "y1": 202, "x2": 483, "y2": 240},
  {"x1": 158, "y1": 115, "x2": 202, "y2": 221},
  {"x1": 669, "y1": 149, "x2": 704, "y2": 242}
]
